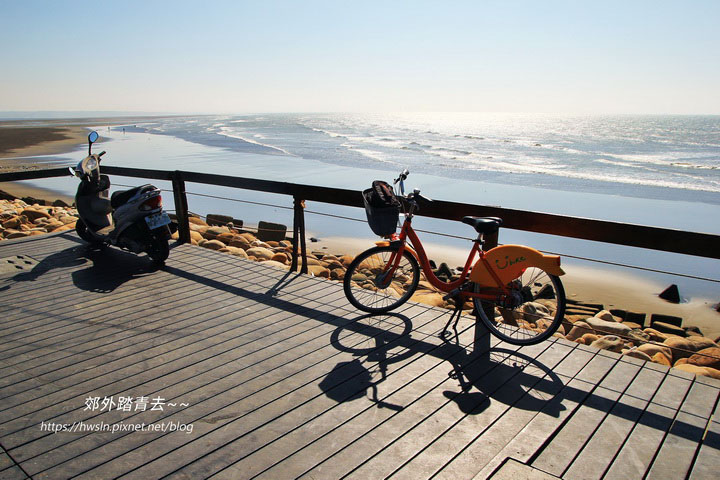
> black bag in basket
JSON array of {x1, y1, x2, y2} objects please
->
[{"x1": 362, "y1": 180, "x2": 400, "y2": 237}]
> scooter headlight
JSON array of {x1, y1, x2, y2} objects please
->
[{"x1": 85, "y1": 156, "x2": 98, "y2": 173}]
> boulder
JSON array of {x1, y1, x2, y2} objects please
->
[
  {"x1": 229, "y1": 236, "x2": 252, "y2": 249},
  {"x1": 52, "y1": 223, "x2": 75, "y2": 232},
  {"x1": 21, "y1": 209, "x2": 51, "y2": 221},
  {"x1": 566, "y1": 321, "x2": 594, "y2": 342},
  {"x1": 585, "y1": 316, "x2": 632, "y2": 336},
  {"x1": 307, "y1": 265, "x2": 330, "y2": 278},
  {"x1": 687, "y1": 347, "x2": 720, "y2": 370},
  {"x1": 271, "y1": 253, "x2": 288, "y2": 264},
  {"x1": 201, "y1": 239, "x2": 226, "y2": 251},
  {"x1": 627, "y1": 329, "x2": 651, "y2": 345},
  {"x1": 637, "y1": 343, "x2": 672, "y2": 361},
  {"x1": 2, "y1": 216, "x2": 23, "y2": 229},
  {"x1": 643, "y1": 328, "x2": 668, "y2": 342},
  {"x1": 674, "y1": 364, "x2": 720, "y2": 380},
  {"x1": 245, "y1": 247, "x2": 274, "y2": 260},
  {"x1": 262, "y1": 260, "x2": 289, "y2": 270},
  {"x1": 590, "y1": 335, "x2": 625, "y2": 353},
  {"x1": 663, "y1": 336, "x2": 718, "y2": 361},
  {"x1": 6, "y1": 231, "x2": 32, "y2": 239},
  {"x1": 203, "y1": 226, "x2": 231, "y2": 240},
  {"x1": 595, "y1": 310, "x2": 622, "y2": 322},
  {"x1": 58, "y1": 215, "x2": 78, "y2": 225},
  {"x1": 579, "y1": 333, "x2": 599, "y2": 345},
  {"x1": 652, "y1": 352, "x2": 672, "y2": 366},
  {"x1": 219, "y1": 246, "x2": 248, "y2": 258},
  {"x1": 410, "y1": 291, "x2": 445, "y2": 308},
  {"x1": 212, "y1": 232, "x2": 234, "y2": 245},
  {"x1": 622, "y1": 348, "x2": 653, "y2": 362}
]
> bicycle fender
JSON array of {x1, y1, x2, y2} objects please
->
[
  {"x1": 470, "y1": 244, "x2": 565, "y2": 286},
  {"x1": 374, "y1": 241, "x2": 420, "y2": 262}
]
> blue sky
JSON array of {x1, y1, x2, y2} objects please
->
[{"x1": 1, "y1": 0, "x2": 718, "y2": 114}]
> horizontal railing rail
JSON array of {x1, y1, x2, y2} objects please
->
[{"x1": 1, "y1": 166, "x2": 719, "y2": 261}]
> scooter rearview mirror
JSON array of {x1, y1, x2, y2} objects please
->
[{"x1": 88, "y1": 131, "x2": 99, "y2": 156}]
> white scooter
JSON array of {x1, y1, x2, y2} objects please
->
[{"x1": 70, "y1": 131, "x2": 173, "y2": 266}]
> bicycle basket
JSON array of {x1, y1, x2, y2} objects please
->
[{"x1": 362, "y1": 181, "x2": 400, "y2": 237}]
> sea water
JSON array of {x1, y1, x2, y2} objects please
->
[{"x1": 12, "y1": 113, "x2": 720, "y2": 300}]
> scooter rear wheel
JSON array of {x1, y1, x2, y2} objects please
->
[{"x1": 147, "y1": 235, "x2": 169, "y2": 267}]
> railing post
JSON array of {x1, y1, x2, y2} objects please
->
[
  {"x1": 171, "y1": 171, "x2": 191, "y2": 244},
  {"x1": 474, "y1": 230, "x2": 498, "y2": 354},
  {"x1": 291, "y1": 197, "x2": 308, "y2": 274}
]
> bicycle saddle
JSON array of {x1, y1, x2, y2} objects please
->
[{"x1": 461, "y1": 216, "x2": 503, "y2": 234}]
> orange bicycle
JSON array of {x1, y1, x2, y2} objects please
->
[{"x1": 343, "y1": 169, "x2": 567, "y2": 345}]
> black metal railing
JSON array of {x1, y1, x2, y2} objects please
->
[{"x1": 2, "y1": 166, "x2": 719, "y2": 272}]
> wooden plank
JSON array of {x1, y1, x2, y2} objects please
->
[
  {"x1": 3, "y1": 280, "x2": 343, "y2": 453},
  {"x1": 3, "y1": 234, "x2": 719, "y2": 479},
  {"x1": 82, "y1": 306, "x2": 455, "y2": 479},
  {"x1": 290, "y1": 337, "x2": 531, "y2": 480},
  {"x1": 192, "y1": 320, "x2": 491, "y2": 480},
  {"x1": 430, "y1": 341, "x2": 592, "y2": 480},
  {"x1": 60, "y1": 304, "x2": 444, "y2": 476},
  {"x1": 0, "y1": 256, "x2": 305, "y2": 407},
  {"x1": 11, "y1": 266, "x2": 434, "y2": 476},
  {"x1": 646, "y1": 380, "x2": 720, "y2": 479},
  {"x1": 601, "y1": 369, "x2": 693, "y2": 479},
  {"x1": 562, "y1": 362, "x2": 669, "y2": 479},
  {"x1": 469, "y1": 343, "x2": 600, "y2": 479},
  {"x1": 530, "y1": 352, "x2": 637, "y2": 476},
  {"x1": 689, "y1": 414, "x2": 720, "y2": 479},
  {"x1": 388, "y1": 340, "x2": 580, "y2": 480}
]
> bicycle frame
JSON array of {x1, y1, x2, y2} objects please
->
[{"x1": 380, "y1": 215, "x2": 507, "y2": 301}]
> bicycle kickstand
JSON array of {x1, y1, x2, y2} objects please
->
[{"x1": 440, "y1": 301, "x2": 463, "y2": 343}]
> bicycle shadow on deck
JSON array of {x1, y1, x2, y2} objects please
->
[
  {"x1": 160, "y1": 262, "x2": 712, "y2": 445},
  {"x1": 320, "y1": 312, "x2": 566, "y2": 417}
]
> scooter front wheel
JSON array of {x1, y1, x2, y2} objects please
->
[
  {"x1": 146, "y1": 235, "x2": 169, "y2": 267},
  {"x1": 75, "y1": 218, "x2": 102, "y2": 246}
]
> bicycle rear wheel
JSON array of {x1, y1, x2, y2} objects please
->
[
  {"x1": 343, "y1": 246, "x2": 420, "y2": 314},
  {"x1": 473, "y1": 267, "x2": 565, "y2": 345}
]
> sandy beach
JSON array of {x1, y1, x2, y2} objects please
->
[{"x1": 2, "y1": 119, "x2": 718, "y2": 341}]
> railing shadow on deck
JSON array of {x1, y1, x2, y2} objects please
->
[{"x1": 158, "y1": 260, "x2": 710, "y2": 444}]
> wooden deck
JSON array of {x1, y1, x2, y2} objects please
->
[{"x1": 0, "y1": 232, "x2": 718, "y2": 480}]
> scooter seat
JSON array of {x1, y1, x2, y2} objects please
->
[{"x1": 111, "y1": 184, "x2": 155, "y2": 209}]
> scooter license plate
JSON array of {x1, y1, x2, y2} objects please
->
[{"x1": 145, "y1": 212, "x2": 171, "y2": 230}]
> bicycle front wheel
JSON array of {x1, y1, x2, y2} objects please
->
[
  {"x1": 473, "y1": 267, "x2": 565, "y2": 345},
  {"x1": 343, "y1": 246, "x2": 420, "y2": 314}
]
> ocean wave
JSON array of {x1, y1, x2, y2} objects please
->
[
  {"x1": 218, "y1": 127, "x2": 294, "y2": 156},
  {"x1": 460, "y1": 157, "x2": 720, "y2": 193}
]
